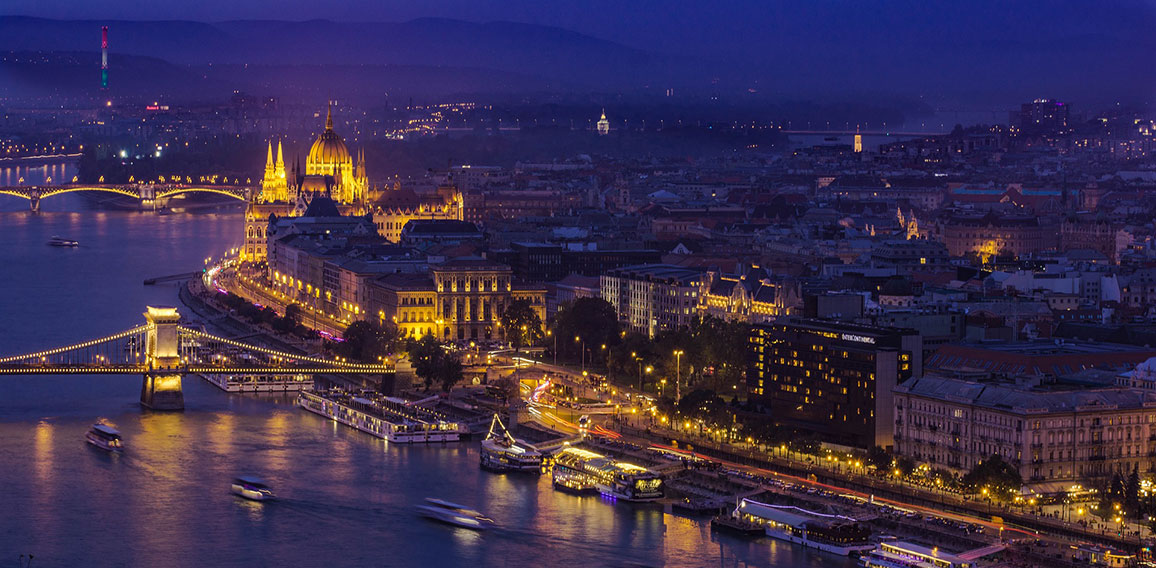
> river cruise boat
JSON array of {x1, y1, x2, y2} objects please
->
[
  {"x1": 416, "y1": 498, "x2": 495, "y2": 530},
  {"x1": 551, "y1": 447, "x2": 663, "y2": 501},
  {"x1": 479, "y1": 414, "x2": 542, "y2": 473},
  {"x1": 197, "y1": 372, "x2": 313, "y2": 393},
  {"x1": 732, "y1": 498, "x2": 875, "y2": 557},
  {"x1": 48, "y1": 236, "x2": 79, "y2": 247},
  {"x1": 231, "y1": 477, "x2": 274, "y2": 502},
  {"x1": 859, "y1": 541, "x2": 973, "y2": 568},
  {"x1": 85, "y1": 424, "x2": 124, "y2": 452},
  {"x1": 298, "y1": 390, "x2": 465, "y2": 444}
]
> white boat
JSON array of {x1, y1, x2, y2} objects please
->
[
  {"x1": 48, "y1": 236, "x2": 79, "y2": 247},
  {"x1": 85, "y1": 424, "x2": 124, "y2": 452},
  {"x1": 231, "y1": 477, "x2": 274, "y2": 501},
  {"x1": 416, "y1": 498, "x2": 495, "y2": 530},
  {"x1": 859, "y1": 540, "x2": 973, "y2": 568},
  {"x1": 479, "y1": 414, "x2": 542, "y2": 473},
  {"x1": 298, "y1": 391, "x2": 464, "y2": 444},
  {"x1": 733, "y1": 498, "x2": 875, "y2": 557}
]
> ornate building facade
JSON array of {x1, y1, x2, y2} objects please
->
[
  {"x1": 370, "y1": 258, "x2": 546, "y2": 341},
  {"x1": 244, "y1": 104, "x2": 369, "y2": 262},
  {"x1": 371, "y1": 180, "x2": 463, "y2": 243}
]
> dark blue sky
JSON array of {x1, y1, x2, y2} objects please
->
[
  {"x1": 3, "y1": 1, "x2": 1153, "y2": 108},
  {"x1": 5, "y1": 0, "x2": 1151, "y2": 58}
]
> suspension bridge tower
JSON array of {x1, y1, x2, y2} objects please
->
[{"x1": 141, "y1": 306, "x2": 184, "y2": 410}]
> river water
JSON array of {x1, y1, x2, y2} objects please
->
[{"x1": 0, "y1": 197, "x2": 851, "y2": 568}]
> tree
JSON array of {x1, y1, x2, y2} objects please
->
[
  {"x1": 552, "y1": 297, "x2": 621, "y2": 361},
  {"x1": 283, "y1": 303, "x2": 303, "y2": 326},
  {"x1": 500, "y1": 299, "x2": 544, "y2": 351},
  {"x1": 407, "y1": 334, "x2": 462, "y2": 392},
  {"x1": 866, "y1": 446, "x2": 892, "y2": 471},
  {"x1": 436, "y1": 355, "x2": 463, "y2": 392},
  {"x1": 962, "y1": 454, "x2": 1023, "y2": 497},
  {"x1": 1126, "y1": 466, "x2": 1141, "y2": 515},
  {"x1": 335, "y1": 321, "x2": 398, "y2": 364}
]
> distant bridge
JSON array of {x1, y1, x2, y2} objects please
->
[
  {"x1": 0, "y1": 306, "x2": 391, "y2": 410},
  {"x1": 779, "y1": 130, "x2": 948, "y2": 137},
  {"x1": 0, "y1": 184, "x2": 253, "y2": 211}
]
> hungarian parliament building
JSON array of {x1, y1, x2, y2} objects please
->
[{"x1": 242, "y1": 105, "x2": 463, "y2": 262}]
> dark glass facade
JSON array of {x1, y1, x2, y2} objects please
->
[{"x1": 748, "y1": 318, "x2": 921, "y2": 449}]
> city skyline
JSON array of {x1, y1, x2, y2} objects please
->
[{"x1": 2, "y1": 3, "x2": 1156, "y2": 567}]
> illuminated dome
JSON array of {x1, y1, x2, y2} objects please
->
[{"x1": 307, "y1": 106, "x2": 350, "y2": 166}]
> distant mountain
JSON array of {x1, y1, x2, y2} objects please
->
[
  {"x1": 0, "y1": 16, "x2": 681, "y2": 91},
  {"x1": 0, "y1": 50, "x2": 564, "y2": 102}
]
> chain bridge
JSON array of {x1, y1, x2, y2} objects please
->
[
  {"x1": 0, "y1": 184, "x2": 253, "y2": 212},
  {"x1": 0, "y1": 306, "x2": 391, "y2": 410}
]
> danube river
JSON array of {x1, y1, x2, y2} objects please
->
[{"x1": 0, "y1": 199, "x2": 851, "y2": 568}]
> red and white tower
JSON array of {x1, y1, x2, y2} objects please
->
[{"x1": 100, "y1": 26, "x2": 108, "y2": 90}]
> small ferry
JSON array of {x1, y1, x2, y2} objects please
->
[
  {"x1": 416, "y1": 498, "x2": 495, "y2": 530},
  {"x1": 85, "y1": 424, "x2": 124, "y2": 452},
  {"x1": 48, "y1": 236, "x2": 79, "y2": 247},
  {"x1": 551, "y1": 447, "x2": 663, "y2": 501},
  {"x1": 231, "y1": 477, "x2": 274, "y2": 502},
  {"x1": 298, "y1": 390, "x2": 465, "y2": 444},
  {"x1": 479, "y1": 414, "x2": 542, "y2": 473},
  {"x1": 859, "y1": 540, "x2": 973, "y2": 568},
  {"x1": 732, "y1": 498, "x2": 875, "y2": 557}
]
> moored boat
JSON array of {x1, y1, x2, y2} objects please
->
[
  {"x1": 416, "y1": 498, "x2": 494, "y2": 530},
  {"x1": 231, "y1": 477, "x2": 274, "y2": 501},
  {"x1": 710, "y1": 513, "x2": 766, "y2": 537},
  {"x1": 732, "y1": 498, "x2": 875, "y2": 557},
  {"x1": 479, "y1": 414, "x2": 542, "y2": 473},
  {"x1": 85, "y1": 424, "x2": 124, "y2": 452},
  {"x1": 298, "y1": 390, "x2": 465, "y2": 444},
  {"x1": 858, "y1": 540, "x2": 973, "y2": 568},
  {"x1": 551, "y1": 447, "x2": 663, "y2": 501}
]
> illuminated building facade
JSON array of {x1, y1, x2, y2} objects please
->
[
  {"x1": 941, "y1": 212, "x2": 1058, "y2": 261},
  {"x1": 597, "y1": 109, "x2": 610, "y2": 135},
  {"x1": 601, "y1": 264, "x2": 702, "y2": 338},
  {"x1": 371, "y1": 181, "x2": 463, "y2": 243},
  {"x1": 245, "y1": 104, "x2": 370, "y2": 262},
  {"x1": 894, "y1": 374, "x2": 1156, "y2": 487},
  {"x1": 698, "y1": 268, "x2": 799, "y2": 323},
  {"x1": 370, "y1": 259, "x2": 546, "y2": 341},
  {"x1": 747, "y1": 319, "x2": 922, "y2": 449}
]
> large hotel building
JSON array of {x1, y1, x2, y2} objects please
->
[{"x1": 747, "y1": 319, "x2": 922, "y2": 450}]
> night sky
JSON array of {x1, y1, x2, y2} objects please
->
[{"x1": 2, "y1": 0, "x2": 1153, "y2": 107}]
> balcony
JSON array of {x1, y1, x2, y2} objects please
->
[{"x1": 1030, "y1": 443, "x2": 1043, "y2": 449}]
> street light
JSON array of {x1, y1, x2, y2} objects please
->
[
  {"x1": 673, "y1": 350, "x2": 684, "y2": 402},
  {"x1": 546, "y1": 329, "x2": 557, "y2": 365},
  {"x1": 575, "y1": 336, "x2": 585, "y2": 372}
]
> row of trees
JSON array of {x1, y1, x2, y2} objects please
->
[{"x1": 218, "y1": 292, "x2": 313, "y2": 338}]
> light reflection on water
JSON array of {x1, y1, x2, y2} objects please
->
[
  {"x1": 0, "y1": 208, "x2": 852, "y2": 567},
  {"x1": 0, "y1": 161, "x2": 76, "y2": 186}
]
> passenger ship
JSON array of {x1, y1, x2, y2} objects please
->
[
  {"x1": 479, "y1": 414, "x2": 543, "y2": 473},
  {"x1": 299, "y1": 390, "x2": 466, "y2": 444},
  {"x1": 731, "y1": 498, "x2": 875, "y2": 557},
  {"x1": 551, "y1": 447, "x2": 663, "y2": 501}
]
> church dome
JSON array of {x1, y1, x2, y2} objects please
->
[
  {"x1": 307, "y1": 105, "x2": 350, "y2": 166},
  {"x1": 309, "y1": 130, "x2": 350, "y2": 165}
]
